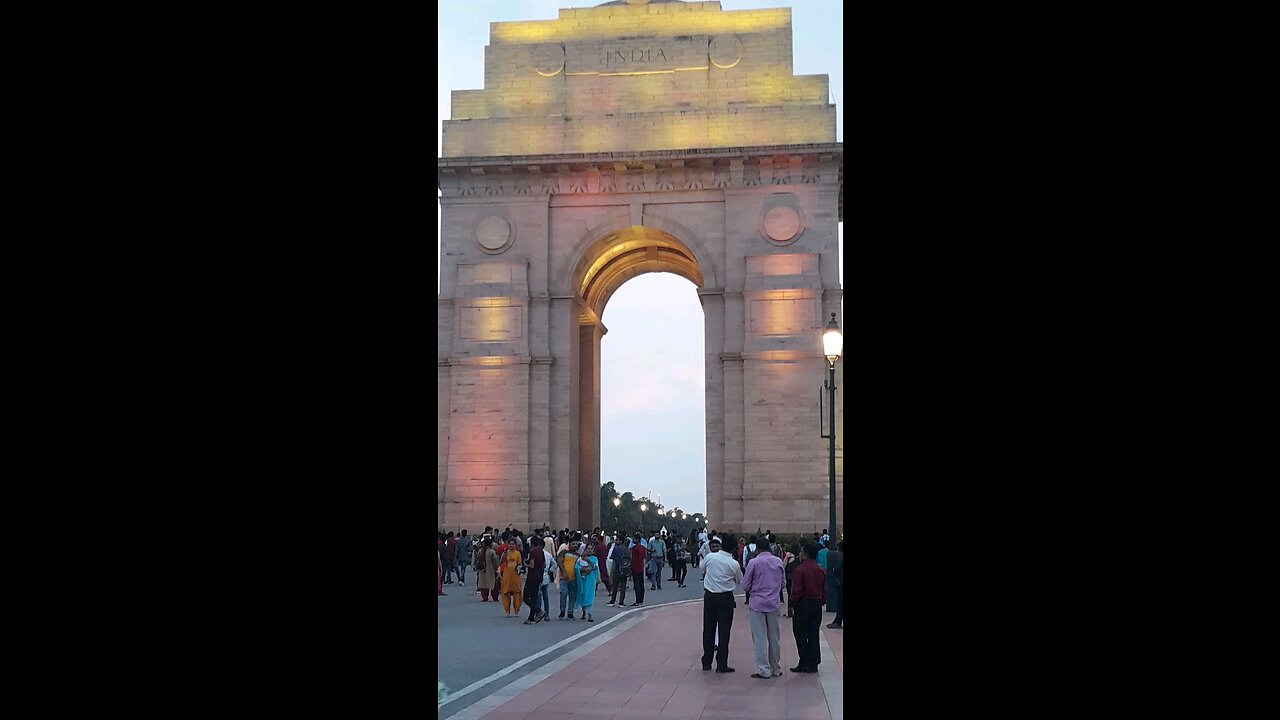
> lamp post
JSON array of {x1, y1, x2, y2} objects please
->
[{"x1": 822, "y1": 312, "x2": 843, "y2": 542}]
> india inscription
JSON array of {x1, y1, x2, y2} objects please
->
[{"x1": 564, "y1": 36, "x2": 707, "y2": 75}]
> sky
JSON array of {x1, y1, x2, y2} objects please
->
[{"x1": 439, "y1": 0, "x2": 843, "y2": 519}]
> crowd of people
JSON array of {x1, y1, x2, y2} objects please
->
[{"x1": 437, "y1": 524, "x2": 845, "y2": 677}]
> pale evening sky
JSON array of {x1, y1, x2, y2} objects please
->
[{"x1": 439, "y1": 0, "x2": 843, "y2": 520}]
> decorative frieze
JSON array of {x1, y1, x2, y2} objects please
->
[{"x1": 438, "y1": 145, "x2": 842, "y2": 210}]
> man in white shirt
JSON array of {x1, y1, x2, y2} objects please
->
[{"x1": 700, "y1": 537, "x2": 743, "y2": 673}]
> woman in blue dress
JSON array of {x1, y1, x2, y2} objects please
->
[{"x1": 575, "y1": 538, "x2": 601, "y2": 622}]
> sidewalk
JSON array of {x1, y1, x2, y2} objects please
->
[{"x1": 448, "y1": 597, "x2": 842, "y2": 720}]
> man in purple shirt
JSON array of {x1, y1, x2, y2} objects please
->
[{"x1": 741, "y1": 542, "x2": 787, "y2": 679}]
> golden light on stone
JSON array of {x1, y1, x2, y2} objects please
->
[
  {"x1": 709, "y1": 35, "x2": 743, "y2": 69},
  {"x1": 532, "y1": 44, "x2": 566, "y2": 77},
  {"x1": 442, "y1": 2, "x2": 832, "y2": 157},
  {"x1": 574, "y1": 226, "x2": 704, "y2": 317}
]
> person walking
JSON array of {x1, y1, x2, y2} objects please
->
[
  {"x1": 698, "y1": 534, "x2": 712, "y2": 567},
  {"x1": 789, "y1": 543, "x2": 826, "y2": 673},
  {"x1": 667, "y1": 533, "x2": 678, "y2": 581},
  {"x1": 743, "y1": 535, "x2": 760, "y2": 604},
  {"x1": 557, "y1": 540, "x2": 580, "y2": 619},
  {"x1": 629, "y1": 532, "x2": 648, "y2": 607},
  {"x1": 649, "y1": 532, "x2": 666, "y2": 591},
  {"x1": 476, "y1": 538, "x2": 499, "y2": 602},
  {"x1": 523, "y1": 537, "x2": 546, "y2": 624},
  {"x1": 575, "y1": 538, "x2": 600, "y2": 622},
  {"x1": 741, "y1": 541, "x2": 786, "y2": 679},
  {"x1": 442, "y1": 532, "x2": 457, "y2": 585},
  {"x1": 827, "y1": 540, "x2": 844, "y2": 629},
  {"x1": 700, "y1": 537, "x2": 743, "y2": 673},
  {"x1": 438, "y1": 545, "x2": 444, "y2": 596},
  {"x1": 454, "y1": 530, "x2": 472, "y2": 585},
  {"x1": 672, "y1": 537, "x2": 689, "y2": 588},
  {"x1": 539, "y1": 539, "x2": 555, "y2": 622},
  {"x1": 607, "y1": 535, "x2": 631, "y2": 606},
  {"x1": 498, "y1": 537, "x2": 524, "y2": 618}
]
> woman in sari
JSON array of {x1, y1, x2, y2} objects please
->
[
  {"x1": 475, "y1": 537, "x2": 499, "y2": 602},
  {"x1": 498, "y1": 537, "x2": 523, "y2": 618},
  {"x1": 575, "y1": 538, "x2": 601, "y2": 622}
]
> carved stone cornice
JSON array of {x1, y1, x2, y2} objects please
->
[{"x1": 439, "y1": 143, "x2": 843, "y2": 221}]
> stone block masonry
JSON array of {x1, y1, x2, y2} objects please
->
[{"x1": 439, "y1": 1, "x2": 843, "y2": 534}]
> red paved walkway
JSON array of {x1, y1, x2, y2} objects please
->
[
  {"x1": 461, "y1": 598, "x2": 840, "y2": 720},
  {"x1": 822, "y1": 622, "x2": 843, "y2": 672}
]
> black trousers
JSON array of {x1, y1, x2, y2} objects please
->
[
  {"x1": 632, "y1": 572, "x2": 646, "y2": 603},
  {"x1": 673, "y1": 561, "x2": 687, "y2": 584},
  {"x1": 702, "y1": 590, "x2": 735, "y2": 670},
  {"x1": 793, "y1": 599, "x2": 822, "y2": 670},
  {"x1": 610, "y1": 570, "x2": 629, "y2": 605}
]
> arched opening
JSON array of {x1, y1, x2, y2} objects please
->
[
  {"x1": 573, "y1": 225, "x2": 704, "y2": 320},
  {"x1": 600, "y1": 274, "x2": 706, "y2": 535},
  {"x1": 570, "y1": 226, "x2": 707, "y2": 531}
]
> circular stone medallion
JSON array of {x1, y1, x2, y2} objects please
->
[
  {"x1": 532, "y1": 45, "x2": 565, "y2": 77},
  {"x1": 709, "y1": 35, "x2": 743, "y2": 69},
  {"x1": 763, "y1": 206, "x2": 801, "y2": 243},
  {"x1": 475, "y1": 216, "x2": 512, "y2": 253}
]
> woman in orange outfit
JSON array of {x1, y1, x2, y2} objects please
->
[{"x1": 498, "y1": 537, "x2": 524, "y2": 617}]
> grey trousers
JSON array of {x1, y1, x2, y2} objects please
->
[{"x1": 748, "y1": 609, "x2": 782, "y2": 677}]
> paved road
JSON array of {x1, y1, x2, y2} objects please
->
[{"x1": 438, "y1": 565, "x2": 726, "y2": 717}]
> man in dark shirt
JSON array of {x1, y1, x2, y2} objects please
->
[
  {"x1": 629, "y1": 532, "x2": 648, "y2": 606},
  {"x1": 608, "y1": 536, "x2": 631, "y2": 606},
  {"x1": 442, "y1": 532, "x2": 457, "y2": 585},
  {"x1": 789, "y1": 543, "x2": 827, "y2": 673}
]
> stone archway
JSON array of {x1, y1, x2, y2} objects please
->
[
  {"x1": 567, "y1": 222, "x2": 712, "y2": 532},
  {"x1": 438, "y1": 0, "x2": 843, "y2": 534}
]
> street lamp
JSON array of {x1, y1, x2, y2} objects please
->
[
  {"x1": 613, "y1": 497, "x2": 621, "y2": 507},
  {"x1": 640, "y1": 503, "x2": 648, "y2": 512},
  {"x1": 821, "y1": 312, "x2": 843, "y2": 542}
]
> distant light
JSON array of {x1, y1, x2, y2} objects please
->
[
  {"x1": 640, "y1": 504, "x2": 647, "y2": 512},
  {"x1": 613, "y1": 497, "x2": 621, "y2": 507}
]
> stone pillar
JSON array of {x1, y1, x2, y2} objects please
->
[
  {"x1": 547, "y1": 297, "x2": 580, "y2": 531},
  {"x1": 438, "y1": 360, "x2": 451, "y2": 529},
  {"x1": 577, "y1": 322, "x2": 605, "y2": 531},
  {"x1": 699, "y1": 290, "x2": 726, "y2": 532}
]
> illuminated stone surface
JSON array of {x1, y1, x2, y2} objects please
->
[
  {"x1": 763, "y1": 206, "x2": 801, "y2": 243},
  {"x1": 441, "y1": 0, "x2": 836, "y2": 157},
  {"x1": 439, "y1": 1, "x2": 843, "y2": 534}
]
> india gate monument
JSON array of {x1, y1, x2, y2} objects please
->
[{"x1": 438, "y1": 0, "x2": 843, "y2": 534}]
